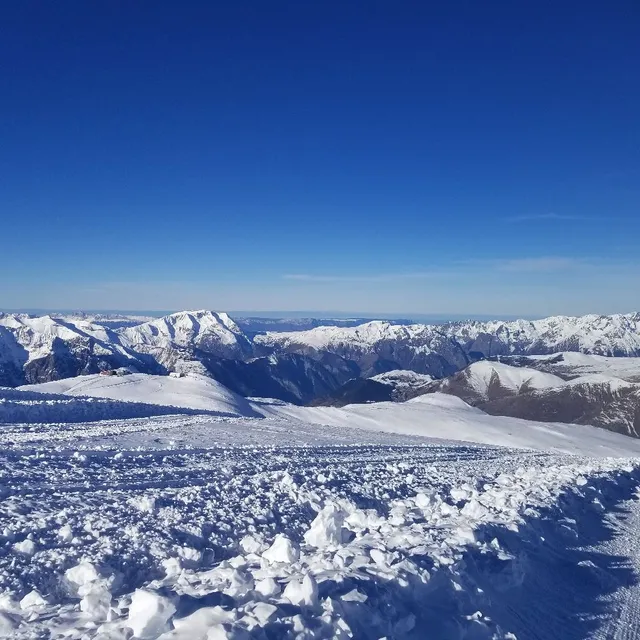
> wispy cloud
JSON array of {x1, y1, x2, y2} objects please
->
[
  {"x1": 495, "y1": 257, "x2": 584, "y2": 272},
  {"x1": 283, "y1": 272, "x2": 446, "y2": 283},
  {"x1": 505, "y1": 212, "x2": 593, "y2": 223},
  {"x1": 286, "y1": 258, "x2": 595, "y2": 281},
  {"x1": 286, "y1": 256, "x2": 637, "y2": 282}
]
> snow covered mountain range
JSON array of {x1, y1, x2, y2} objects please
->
[
  {"x1": 256, "y1": 312, "x2": 640, "y2": 376},
  {"x1": 2, "y1": 310, "x2": 640, "y2": 405}
]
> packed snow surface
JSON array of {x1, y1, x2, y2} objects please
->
[{"x1": 253, "y1": 393, "x2": 640, "y2": 457}]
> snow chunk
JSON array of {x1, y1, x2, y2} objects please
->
[
  {"x1": 0, "y1": 611, "x2": 18, "y2": 634},
  {"x1": 246, "y1": 602, "x2": 278, "y2": 627},
  {"x1": 130, "y1": 495, "x2": 156, "y2": 513},
  {"x1": 283, "y1": 573, "x2": 318, "y2": 607},
  {"x1": 206, "y1": 623, "x2": 250, "y2": 640},
  {"x1": 239, "y1": 534, "x2": 265, "y2": 555},
  {"x1": 127, "y1": 589, "x2": 176, "y2": 639},
  {"x1": 13, "y1": 539, "x2": 36, "y2": 556},
  {"x1": 20, "y1": 590, "x2": 47, "y2": 610},
  {"x1": 64, "y1": 561, "x2": 101, "y2": 596},
  {"x1": 255, "y1": 577, "x2": 281, "y2": 598},
  {"x1": 262, "y1": 534, "x2": 299, "y2": 564},
  {"x1": 80, "y1": 582, "x2": 112, "y2": 621},
  {"x1": 304, "y1": 503, "x2": 346, "y2": 549},
  {"x1": 170, "y1": 605, "x2": 237, "y2": 638},
  {"x1": 58, "y1": 524, "x2": 73, "y2": 542}
]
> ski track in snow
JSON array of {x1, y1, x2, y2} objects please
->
[
  {"x1": 2, "y1": 414, "x2": 640, "y2": 639},
  {"x1": 585, "y1": 490, "x2": 640, "y2": 640}
]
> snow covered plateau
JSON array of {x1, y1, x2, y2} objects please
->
[{"x1": 4, "y1": 311, "x2": 640, "y2": 638}]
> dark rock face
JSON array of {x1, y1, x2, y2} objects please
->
[
  {"x1": 200, "y1": 353, "x2": 345, "y2": 405},
  {"x1": 22, "y1": 338, "x2": 161, "y2": 385},
  {"x1": 480, "y1": 384, "x2": 640, "y2": 438},
  {"x1": 311, "y1": 378, "x2": 395, "y2": 407}
]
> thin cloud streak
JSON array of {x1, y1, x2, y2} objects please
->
[
  {"x1": 505, "y1": 212, "x2": 593, "y2": 223},
  {"x1": 283, "y1": 272, "x2": 448, "y2": 283},
  {"x1": 288, "y1": 256, "x2": 638, "y2": 282},
  {"x1": 495, "y1": 257, "x2": 584, "y2": 272}
]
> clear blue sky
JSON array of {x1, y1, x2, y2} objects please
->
[{"x1": 1, "y1": 1, "x2": 639, "y2": 316}]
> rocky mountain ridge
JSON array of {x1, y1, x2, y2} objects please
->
[{"x1": 1, "y1": 310, "x2": 640, "y2": 404}]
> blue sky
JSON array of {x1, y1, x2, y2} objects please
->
[{"x1": 1, "y1": 1, "x2": 639, "y2": 317}]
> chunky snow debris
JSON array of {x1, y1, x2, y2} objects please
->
[
  {"x1": 127, "y1": 589, "x2": 176, "y2": 638},
  {"x1": 1, "y1": 431, "x2": 639, "y2": 638}
]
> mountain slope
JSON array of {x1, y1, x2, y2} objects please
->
[
  {"x1": 432, "y1": 361, "x2": 566, "y2": 404},
  {"x1": 478, "y1": 377, "x2": 640, "y2": 438},
  {"x1": 3, "y1": 311, "x2": 640, "y2": 410},
  {"x1": 496, "y1": 352, "x2": 640, "y2": 383},
  {"x1": 0, "y1": 314, "x2": 155, "y2": 386},
  {"x1": 255, "y1": 321, "x2": 470, "y2": 378},
  {"x1": 312, "y1": 369, "x2": 435, "y2": 406},
  {"x1": 202, "y1": 353, "x2": 345, "y2": 404},
  {"x1": 422, "y1": 361, "x2": 640, "y2": 437}
]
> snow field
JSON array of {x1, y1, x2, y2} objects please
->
[
  {"x1": 19, "y1": 373, "x2": 259, "y2": 419},
  {"x1": 0, "y1": 440, "x2": 638, "y2": 639},
  {"x1": 0, "y1": 386, "x2": 244, "y2": 424}
]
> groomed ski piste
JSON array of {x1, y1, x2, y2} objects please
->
[{"x1": 3, "y1": 373, "x2": 640, "y2": 638}]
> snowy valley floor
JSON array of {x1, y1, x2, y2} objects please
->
[{"x1": 2, "y1": 412, "x2": 640, "y2": 639}]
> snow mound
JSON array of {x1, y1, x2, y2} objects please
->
[
  {"x1": 0, "y1": 386, "x2": 234, "y2": 424},
  {"x1": 259, "y1": 392, "x2": 640, "y2": 456},
  {"x1": 21, "y1": 373, "x2": 258, "y2": 418}
]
